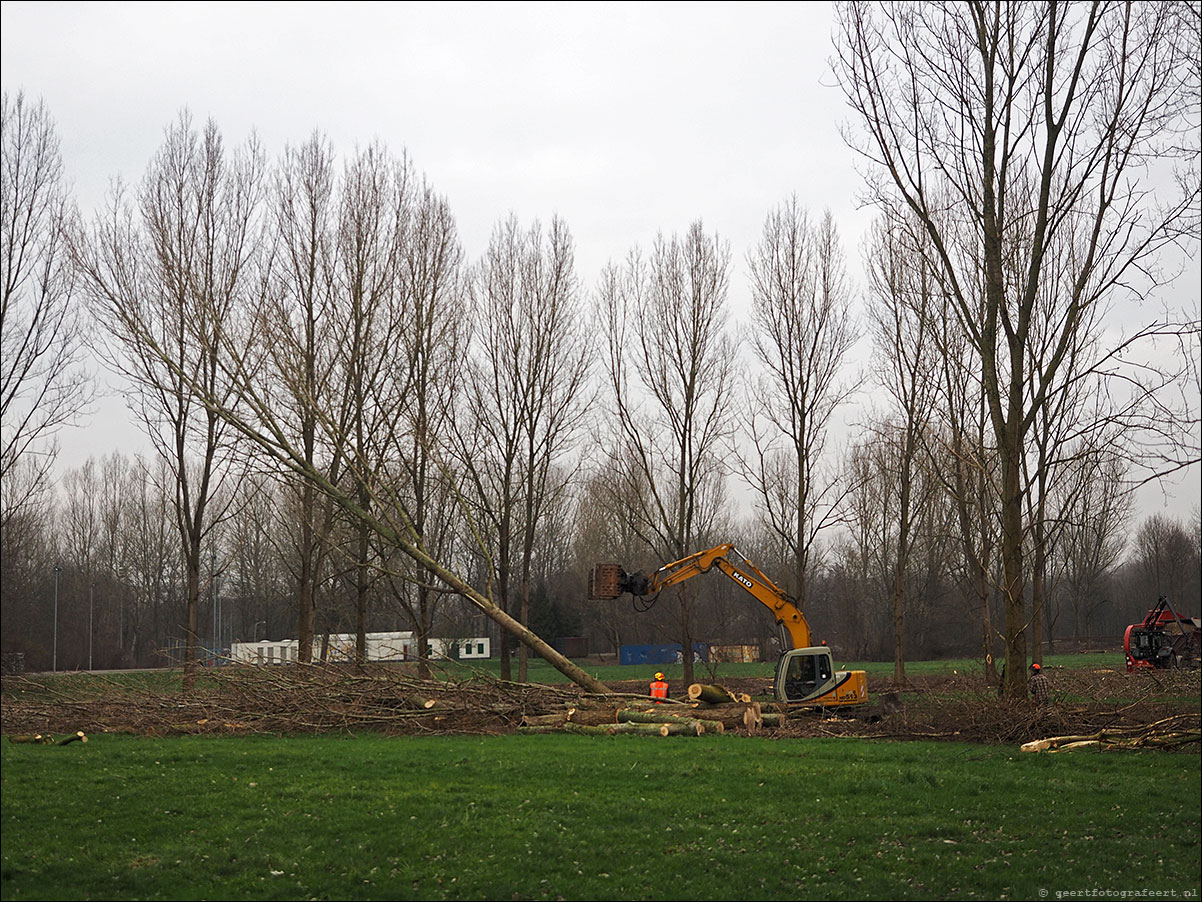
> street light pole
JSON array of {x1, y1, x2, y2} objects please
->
[
  {"x1": 53, "y1": 566, "x2": 62, "y2": 673},
  {"x1": 89, "y1": 581, "x2": 95, "y2": 671}
]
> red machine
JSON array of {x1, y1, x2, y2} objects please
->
[{"x1": 1123, "y1": 596, "x2": 1201, "y2": 672}]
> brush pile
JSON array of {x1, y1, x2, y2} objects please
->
[{"x1": 2, "y1": 662, "x2": 1197, "y2": 750}]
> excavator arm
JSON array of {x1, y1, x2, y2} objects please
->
[
  {"x1": 589, "y1": 544, "x2": 867, "y2": 707},
  {"x1": 603, "y1": 544, "x2": 811, "y2": 649}
]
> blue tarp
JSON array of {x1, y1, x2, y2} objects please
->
[{"x1": 619, "y1": 643, "x2": 709, "y2": 666}]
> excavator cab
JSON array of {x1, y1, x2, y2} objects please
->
[{"x1": 775, "y1": 647, "x2": 867, "y2": 707}]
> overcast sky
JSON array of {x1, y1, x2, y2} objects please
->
[{"x1": 3, "y1": 0, "x2": 1197, "y2": 522}]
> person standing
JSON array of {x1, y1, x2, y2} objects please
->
[
  {"x1": 1029, "y1": 662, "x2": 1051, "y2": 705},
  {"x1": 649, "y1": 671, "x2": 669, "y2": 703}
]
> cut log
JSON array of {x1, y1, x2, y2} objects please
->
[
  {"x1": 687, "y1": 683, "x2": 739, "y2": 705},
  {"x1": 680, "y1": 702, "x2": 766, "y2": 731},
  {"x1": 8, "y1": 734, "x2": 52, "y2": 744},
  {"x1": 760, "y1": 712, "x2": 786, "y2": 728},
  {"x1": 8, "y1": 731, "x2": 86, "y2": 745},
  {"x1": 743, "y1": 706, "x2": 760, "y2": 732},
  {"x1": 520, "y1": 711, "x2": 574, "y2": 727},
  {"x1": 616, "y1": 708, "x2": 724, "y2": 734},
  {"x1": 563, "y1": 721, "x2": 703, "y2": 737},
  {"x1": 403, "y1": 695, "x2": 436, "y2": 710}
]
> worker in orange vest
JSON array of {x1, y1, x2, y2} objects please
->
[{"x1": 649, "y1": 671, "x2": 669, "y2": 702}]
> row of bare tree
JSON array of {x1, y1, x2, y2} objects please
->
[
  {"x1": 3, "y1": 2, "x2": 1199, "y2": 696},
  {"x1": 2, "y1": 444, "x2": 1197, "y2": 675}
]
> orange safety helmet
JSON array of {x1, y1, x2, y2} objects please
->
[
  {"x1": 654, "y1": 672, "x2": 665, "y2": 681},
  {"x1": 1030, "y1": 663, "x2": 1041, "y2": 671}
]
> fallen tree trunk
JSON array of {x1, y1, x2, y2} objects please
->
[
  {"x1": 688, "y1": 683, "x2": 740, "y2": 705},
  {"x1": 520, "y1": 710, "x2": 576, "y2": 727},
  {"x1": 1021, "y1": 715, "x2": 1201, "y2": 752},
  {"x1": 617, "y1": 708, "x2": 724, "y2": 734},
  {"x1": 8, "y1": 734, "x2": 52, "y2": 744},
  {"x1": 564, "y1": 721, "x2": 703, "y2": 737},
  {"x1": 7, "y1": 731, "x2": 87, "y2": 745}
]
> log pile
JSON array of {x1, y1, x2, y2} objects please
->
[
  {"x1": 1, "y1": 664, "x2": 1195, "y2": 748},
  {"x1": 687, "y1": 682, "x2": 751, "y2": 705}
]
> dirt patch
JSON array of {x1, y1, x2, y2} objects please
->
[{"x1": 2, "y1": 664, "x2": 1198, "y2": 749}]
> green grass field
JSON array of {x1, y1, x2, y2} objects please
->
[
  {"x1": 2, "y1": 730, "x2": 1198, "y2": 901},
  {"x1": 428, "y1": 650, "x2": 1125, "y2": 695}
]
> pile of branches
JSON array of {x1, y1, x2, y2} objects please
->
[
  {"x1": 0, "y1": 663, "x2": 625, "y2": 737},
  {"x1": 2, "y1": 662, "x2": 1197, "y2": 750},
  {"x1": 767, "y1": 669, "x2": 1200, "y2": 750}
]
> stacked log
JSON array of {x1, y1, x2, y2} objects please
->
[
  {"x1": 687, "y1": 683, "x2": 748, "y2": 704},
  {"x1": 617, "y1": 708, "x2": 724, "y2": 734},
  {"x1": 519, "y1": 709, "x2": 577, "y2": 728},
  {"x1": 563, "y1": 721, "x2": 703, "y2": 737}
]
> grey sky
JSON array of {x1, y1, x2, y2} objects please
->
[
  {"x1": 3, "y1": 0, "x2": 1197, "y2": 521},
  {"x1": 3, "y1": 1, "x2": 865, "y2": 282}
]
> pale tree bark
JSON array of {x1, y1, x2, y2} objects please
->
[
  {"x1": 460, "y1": 214, "x2": 590, "y2": 682},
  {"x1": 1, "y1": 91, "x2": 91, "y2": 525},
  {"x1": 742, "y1": 199, "x2": 859, "y2": 612},
  {"x1": 74, "y1": 112, "x2": 263, "y2": 688},
  {"x1": 599, "y1": 220, "x2": 736, "y2": 686},
  {"x1": 834, "y1": 0, "x2": 1200, "y2": 698}
]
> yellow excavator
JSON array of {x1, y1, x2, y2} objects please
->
[{"x1": 588, "y1": 543, "x2": 868, "y2": 708}]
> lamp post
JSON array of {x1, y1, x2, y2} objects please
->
[
  {"x1": 254, "y1": 620, "x2": 266, "y2": 642},
  {"x1": 53, "y1": 566, "x2": 62, "y2": 672},
  {"x1": 89, "y1": 581, "x2": 95, "y2": 671}
]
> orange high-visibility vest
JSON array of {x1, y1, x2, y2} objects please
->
[{"x1": 649, "y1": 679, "x2": 669, "y2": 702}]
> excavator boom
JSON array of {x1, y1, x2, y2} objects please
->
[{"x1": 589, "y1": 544, "x2": 867, "y2": 707}]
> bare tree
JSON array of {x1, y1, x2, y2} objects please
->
[
  {"x1": 598, "y1": 220, "x2": 736, "y2": 685},
  {"x1": 1051, "y1": 448, "x2": 1130, "y2": 643},
  {"x1": 384, "y1": 179, "x2": 467, "y2": 677},
  {"x1": 864, "y1": 212, "x2": 941, "y2": 681},
  {"x1": 2, "y1": 91, "x2": 91, "y2": 522},
  {"x1": 741, "y1": 199, "x2": 859, "y2": 611},
  {"x1": 461, "y1": 214, "x2": 591, "y2": 681},
  {"x1": 178, "y1": 161, "x2": 607, "y2": 692},
  {"x1": 124, "y1": 455, "x2": 182, "y2": 667},
  {"x1": 834, "y1": 0, "x2": 1200, "y2": 697},
  {"x1": 330, "y1": 142, "x2": 411, "y2": 663},
  {"x1": 1133, "y1": 513, "x2": 1200, "y2": 604},
  {"x1": 263, "y1": 132, "x2": 343, "y2": 663},
  {"x1": 75, "y1": 112, "x2": 264, "y2": 686}
]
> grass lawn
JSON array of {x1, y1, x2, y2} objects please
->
[
  {"x1": 453, "y1": 650, "x2": 1125, "y2": 681},
  {"x1": 2, "y1": 731, "x2": 1198, "y2": 901}
]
